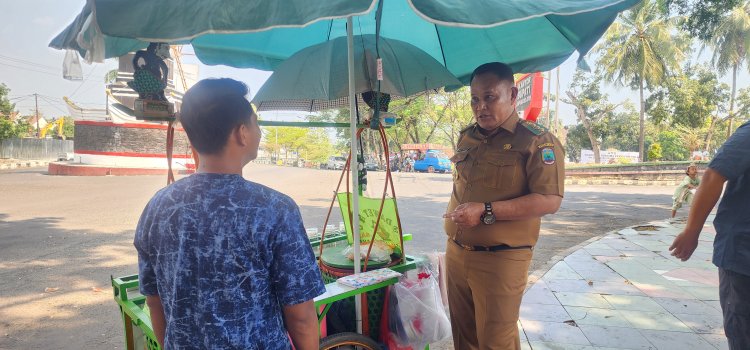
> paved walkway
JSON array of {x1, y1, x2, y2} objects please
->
[{"x1": 517, "y1": 216, "x2": 726, "y2": 350}]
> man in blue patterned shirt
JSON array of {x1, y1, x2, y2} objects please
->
[{"x1": 134, "y1": 78, "x2": 326, "y2": 349}]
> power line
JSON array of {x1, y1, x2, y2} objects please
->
[
  {"x1": 0, "y1": 54, "x2": 60, "y2": 71},
  {"x1": 69, "y1": 64, "x2": 100, "y2": 98},
  {"x1": 0, "y1": 62, "x2": 61, "y2": 77},
  {"x1": 37, "y1": 95, "x2": 70, "y2": 115}
]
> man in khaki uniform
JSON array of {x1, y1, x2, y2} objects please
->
[{"x1": 443, "y1": 62, "x2": 565, "y2": 349}]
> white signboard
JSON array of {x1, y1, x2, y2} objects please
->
[{"x1": 580, "y1": 149, "x2": 640, "y2": 164}]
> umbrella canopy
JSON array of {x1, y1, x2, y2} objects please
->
[
  {"x1": 252, "y1": 35, "x2": 461, "y2": 112},
  {"x1": 50, "y1": 0, "x2": 640, "y2": 81}
]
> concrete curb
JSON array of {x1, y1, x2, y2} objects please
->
[
  {"x1": 564, "y1": 178, "x2": 678, "y2": 186},
  {"x1": 0, "y1": 160, "x2": 50, "y2": 170}
]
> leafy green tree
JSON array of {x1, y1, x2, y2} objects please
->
[
  {"x1": 596, "y1": 0, "x2": 689, "y2": 161},
  {"x1": 646, "y1": 65, "x2": 729, "y2": 150},
  {"x1": 736, "y1": 87, "x2": 750, "y2": 122},
  {"x1": 0, "y1": 117, "x2": 18, "y2": 140},
  {"x1": 676, "y1": 125, "x2": 704, "y2": 156},
  {"x1": 433, "y1": 88, "x2": 473, "y2": 151},
  {"x1": 564, "y1": 124, "x2": 593, "y2": 163},
  {"x1": 600, "y1": 103, "x2": 641, "y2": 152},
  {"x1": 656, "y1": 130, "x2": 690, "y2": 160},
  {"x1": 62, "y1": 117, "x2": 75, "y2": 139},
  {"x1": 302, "y1": 128, "x2": 334, "y2": 163},
  {"x1": 648, "y1": 142, "x2": 663, "y2": 161},
  {"x1": 703, "y1": 1, "x2": 750, "y2": 137},
  {"x1": 662, "y1": 0, "x2": 743, "y2": 40},
  {"x1": 0, "y1": 83, "x2": 16, "y2": 117},
  {"x1": 646, "y1": 65, "x2": 728, "y2": 128},
  {"x1": 562, "y1": 70, "x2": 620, "y2": 163}
]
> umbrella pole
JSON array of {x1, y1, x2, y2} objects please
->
[{"x1": 346, "y1": 16, "x2": 363, "y2": 335}]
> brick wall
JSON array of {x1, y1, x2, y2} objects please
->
[{"x1": 74, "y1": 123, "x2": 192, "y2": 156}]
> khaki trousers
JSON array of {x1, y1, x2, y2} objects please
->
[{"x1": 446, "y1": 240, "x2": 532, "y2": 350}]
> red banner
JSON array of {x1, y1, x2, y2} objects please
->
[{"x1": 514, "y1": 72, "x2": 544, "y2": 122}]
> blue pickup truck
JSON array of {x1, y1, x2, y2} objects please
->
[{"x1": 414, "y1": 151, "x2": 452, "y2": 173}]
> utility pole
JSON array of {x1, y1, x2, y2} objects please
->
[
  {"x1": 34, "y1": 93, "x2": 39, "y2": 138},
  {"x1": 546, "y1": 71, "x2": 551, "y2": 129},
  {"x1": 555, "y1": 67, "x2": 560, "y2": 136}
]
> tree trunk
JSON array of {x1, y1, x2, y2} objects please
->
[
  {"x1": 566, "y1": 92, "x2": 600, "y2": 163},
  {"x1": 705, "y1": 115, "x2": 716, "y2": 152},
  {"x1": 639, "y1": 79, "x2": 645, "y2": 162},
  {"x1": 727, "y1": 64, "x2": 737, "y2": 138},
  {"x1": 580, "y1": 109, "x2": 601, "y2": 163}
]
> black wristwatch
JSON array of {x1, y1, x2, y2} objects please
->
[{"x1": 481, "y1": 202, "x2": 496, "y2": 225}]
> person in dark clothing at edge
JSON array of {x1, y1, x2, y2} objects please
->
[
  {"x1": 134, "y1": 78, "x2": 326, "y2": 349},
  {"x1": 670, "y1": 120, "x2": 750, "y2": 350}
]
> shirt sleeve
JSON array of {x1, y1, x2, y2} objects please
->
[
  {"x1": 270, "y1": 198, "x2": 326, "y2": 306},
  {"x1": 679, "y1": 176, "x2": 691, "y2": 188},
  {"x1": 709, "y1": 122, "x2": 750, "y2": 181},
  {"x1": 134, "y1": 199, "x2": 159, "y2": 296},
  {"x1": 526, "y1": 133, "x2": 565, "y2": 196}
]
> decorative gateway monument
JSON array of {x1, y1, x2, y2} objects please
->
[{"x1": 50, "y1": 46, "x2": 199, "y2": 176}]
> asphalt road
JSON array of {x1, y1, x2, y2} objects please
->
[{"x1": 0, "y1": 164, "x2": 675, "y2": 349}]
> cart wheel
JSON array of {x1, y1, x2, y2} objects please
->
[
  {"x1": 319, "y1": 332, "x2": 381, "y2": 350},
  {"x1": 427, "y1": 166, "x2": 435, "y2": 173}
]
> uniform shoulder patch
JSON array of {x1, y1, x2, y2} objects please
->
[{"x1": 519, "y1": 120, "x2": 547, "y2": 136}]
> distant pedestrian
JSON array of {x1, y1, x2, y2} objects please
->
[
  {"x1": 671, "y1": 163, "x2": 700, "y2": 218},
  {"x1": 670, "y1": 120, "x2": 750, "y2": 349}
]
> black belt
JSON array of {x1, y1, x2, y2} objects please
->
[{"x1": 451, "y1": 238, "x2": 532, "y2": 252}]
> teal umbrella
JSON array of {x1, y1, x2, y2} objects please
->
[
  {"x1": 252, "y1": 35, "x2": 461, "y2": 112},
  {"x1": 49, "y1": 1, "x2": 640, "y2": 333},
  {"x1": 50, "y1": 0, "x2": 640, "y2": 81}
]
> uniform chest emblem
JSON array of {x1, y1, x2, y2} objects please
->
[
  {"x1": 503, "y1": 144, "x2": 512, "y2": 150},
  {"x1": 541, "y1": 148, "x2": 556, "y2": 165}
]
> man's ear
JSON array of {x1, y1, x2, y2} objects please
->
[
  {"x1": 235, "y1": 124, "x2": 249, "y2": 147},
  {"x1": 510, "y1": 86, "x2": 519, "y2": 102}
]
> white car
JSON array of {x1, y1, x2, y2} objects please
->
[
  {"x1": 57, "y1": 152, "x2": 74, "y2": 161},
  {"x1": 326, "y1": 156, "x2": 347, "y2": 170}
]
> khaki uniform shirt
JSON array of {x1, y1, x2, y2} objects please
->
[{"x1": 444, "y1": 113, "x2": 565, "y2": 247}]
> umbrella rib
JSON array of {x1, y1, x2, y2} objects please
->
[{"x1": 434, "y1": 24, "x2": 448, "y2": 68}]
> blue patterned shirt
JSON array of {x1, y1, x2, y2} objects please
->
[
  {"x1": 709, "y1": 120, "x2": 750, "y2": 277},
  {"x1": 134, "y1": 173, "x2": 326, "y2": 349}
]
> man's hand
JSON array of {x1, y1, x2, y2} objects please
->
[
  {"x1": 444, "y1": 202, "x2": 484, "y2": 228},
  {"x1": 669, "y1": 168, "x2": 727, "y2": 262},
  {"x1": 669, "y1": 230, "x2": 700, "y2": 261}
]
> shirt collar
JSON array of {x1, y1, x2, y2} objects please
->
[{"x1": 471, "y1": 111, "x2": 520, "y2": 138}]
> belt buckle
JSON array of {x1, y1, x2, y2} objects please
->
[{"x1": 454, "y1": 239, "x2": 474, "y2": 251}]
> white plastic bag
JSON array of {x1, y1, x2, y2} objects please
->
[
  {"x1": 388, "y1": 269, "x2": 452, "y2": 348},
  {"x1": 342, "y1": 241, "x2": 392, "y2": 263}
]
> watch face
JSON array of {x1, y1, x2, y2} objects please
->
[{"x1": 482, "y1": 214, "x2": 496, "y2": 225}]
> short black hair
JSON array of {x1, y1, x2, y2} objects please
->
[
  {"x1": 470, "y1": 62, "x2": 515, "y2": 84},
  {"x1": 179, "y1": 78, "x2": 253, "y2": 155}
]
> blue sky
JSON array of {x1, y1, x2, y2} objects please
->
[{"x1": 2, "y1": 0, "x2": 748, "y2": 126}]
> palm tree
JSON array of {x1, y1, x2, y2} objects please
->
[
  {"x1": 596, "y1": 0, "x2": 688, "y2": 161},
  {"x1": 705, "y1": 1, "x2": 750, "y2": 137}
]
